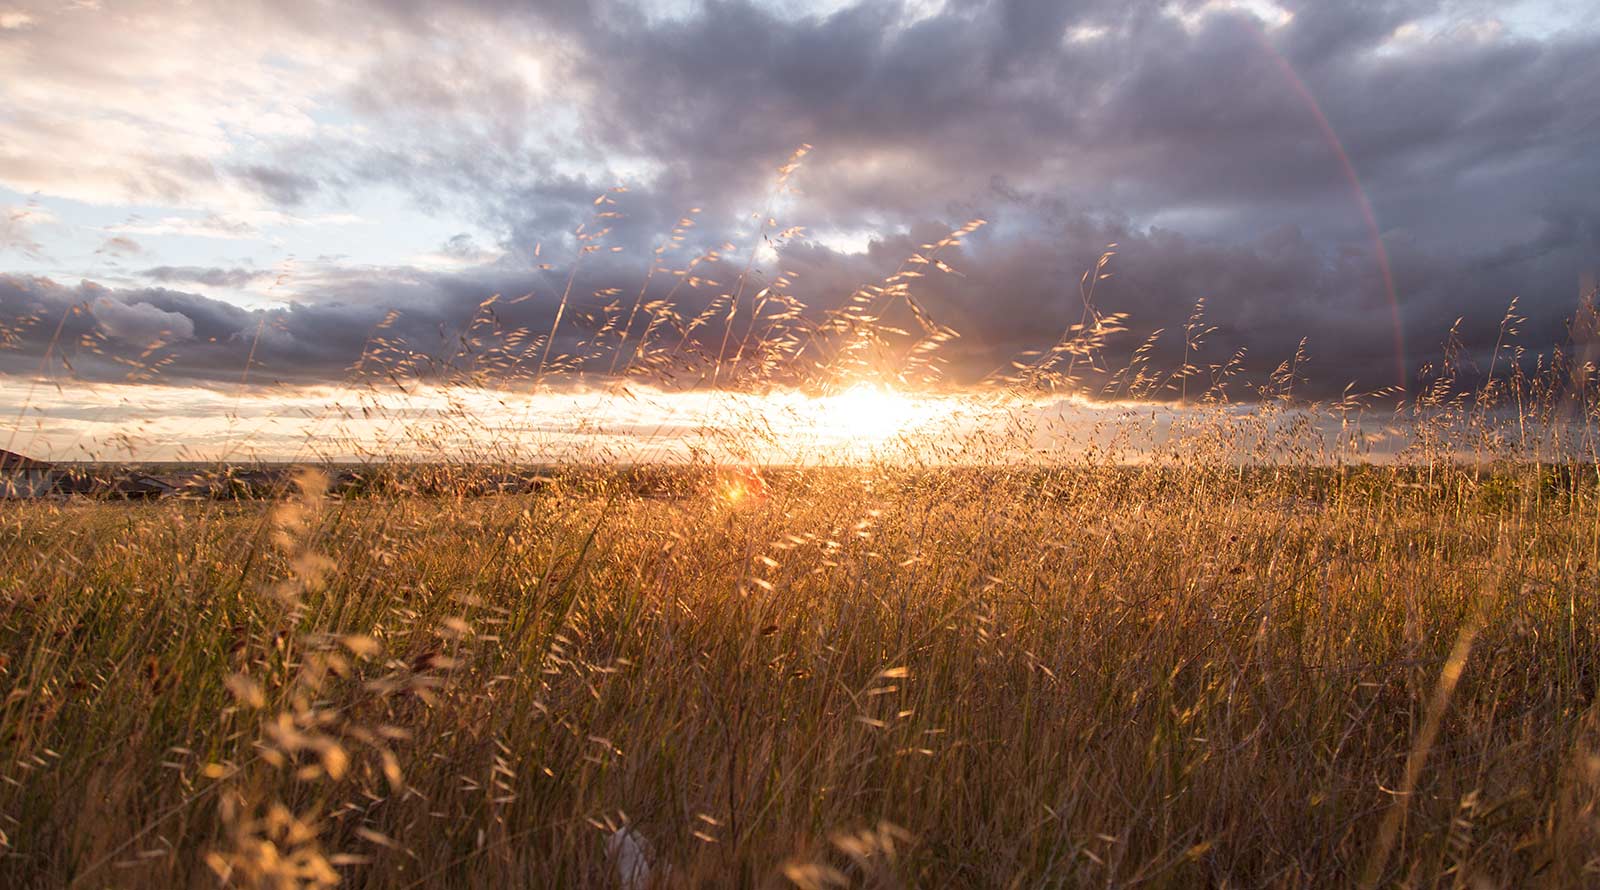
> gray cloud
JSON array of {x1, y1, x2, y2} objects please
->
[
  {"x1": 0, "y1": 264, "x2": 667, "y2": 387},
  {"x1": 141, "y1": 265, "x2": 274, "y2": 288},
  {"x1": 318, "y1": 0, "x2": 1597, "y2": 392},
  {"x1": 234, "y1": 164, "x2": 321, "y2": 206},
  {"x1": 90, "y1": 296, "x2": 194, "y2": 341}
]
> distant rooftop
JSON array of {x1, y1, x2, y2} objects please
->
[{"x1": 0, "y1": 449, "x2": 53, "y2": 470}]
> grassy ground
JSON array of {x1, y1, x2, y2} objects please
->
[{"x1": 1, "y1": 465, "x2": 1598, "y2": 887}]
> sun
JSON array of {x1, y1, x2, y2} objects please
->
[
  {"x1": 819, "y1": 384, "x2": 921, "y2": 443},
  {"x1": 711, "y1": 383, "x2": 972, "y2": 461}
]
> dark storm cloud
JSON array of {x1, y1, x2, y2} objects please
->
[
  {"x1": 0, "y1": 274, "x2": 364, "y2": 384},
  {"x1": 588, "y1": 2, "x2": 1596, "y2": 390},
  {"x1": 0, "y1": 256, "x2": 699, "y2": 387},
  {"x1": 3, "y1": 0, "x2": 1596, "y2": 397},
  {"x1": 331, "y1": 0, "x2": 1599, "y2": 394},
  {"x1": 1, "y1": 274, "x2": 382, "y2": 383}
]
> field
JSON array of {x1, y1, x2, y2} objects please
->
[
  {"x1": 2, "y1": 174, "x2": 1596, "y2": 888},
  {"x1": 3, "y1": 462, "x2": 1599, "y2": 888}
]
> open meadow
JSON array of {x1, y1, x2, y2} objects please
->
[
  {"x1": 3, "y1": 461, "x2": 1599, "y2": 887},
  {"x1": 3, "y1": 4, "x2": 1598, "y2": 885}
]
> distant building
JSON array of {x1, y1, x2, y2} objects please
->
[
  {"x1": 0, "y1": 452, "x2": 178, "y2": 500},
  {"x1": 0, "y1": 449, "x2": 60, "y2": 498},
  {"x1": 55, "y1": 468, "x2": 175, "y2": 499},
  {"x1": 171, "y1": 467, "x2": 293, "y2": 500},
  {"x1": 116, "y1": 474, "x2": 175, "y2": 499}
]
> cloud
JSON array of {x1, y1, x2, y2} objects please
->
[
  {"x1": 1, "y1": 205, "x2": 50, "y2": 260},
  {"x1": 0, "y1": 267, "x2": 607, "y2": 386},
  {"x1": 107, "y1": 210, "x2": 363, "y2": 240},
  {"x1": 90, "y1": 296, "x2": 195, "y2": 341},
  {"x1": 415, "y1": 233, "x2": 505, "y2": 268},
  {"x1": 94, "y1": 235, "x2": 143, "y2": 257},
  {"x1": 234, "y1": 164, "x2": 321, "y2": 206},
  {"x1": 439, "y1": 233, "x2": 486, "y2": 261},
  {"x1": 0, "y1": 0, "x2": 1594, "y2": 398},
  {"x1": 108, "y1": 214, "x2": 259, "y2": 240},
  {"x1": 141, "y1": 265, "x2": 275, "y2": 288},
  {"x1": 0, "y1": 274, "x2": 366, "y2": 383}
]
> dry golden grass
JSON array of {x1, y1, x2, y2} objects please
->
[{"x1": 2, "y1": 462, "x2": 1599, "y2": 887}]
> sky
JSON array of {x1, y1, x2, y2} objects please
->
[{"x1": 0, "y1": 0, "x2": 1596, "y2": 458}]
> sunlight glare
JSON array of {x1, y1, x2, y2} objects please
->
[{"x1": 816, "y1": 384, "x2": 922, "y2": 444}]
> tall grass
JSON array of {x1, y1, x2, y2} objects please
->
[
  {"x1": 3, "y1": 465, "x2": 1600, "y2": 887},
  {"x1": 3, "y1": 152, "x2": 1600, "y2": 887}
]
